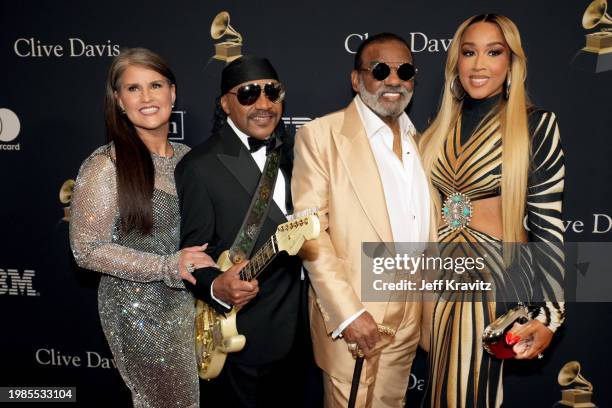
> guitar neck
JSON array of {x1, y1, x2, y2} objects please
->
[{"x1": 238, "y1": 236, "x2": 279, "y2": 281}]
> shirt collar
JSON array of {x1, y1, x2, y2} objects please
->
[
  {"x1": 227, "y1": 117, "x2": 282, "y2": 156},
  {"x1": 227, "y1": 118, "x2": 251, "y2": 150},
  {"x1": 354, "y1": 94, "x2": 415, "y2": 140}
]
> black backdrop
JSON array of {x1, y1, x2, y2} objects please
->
[{"x1": 1, "y1": 1, "x2": 611, "y2": 407}]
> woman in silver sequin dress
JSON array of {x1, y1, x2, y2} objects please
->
[{"x1": 69, "y1": 48, "x2": 215, "y2": 408}]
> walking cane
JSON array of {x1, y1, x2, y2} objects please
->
[
  {"x1": 347, "y1": 353, "x2": 364, "y2": 408},
  {"x1": 347, "y1": 324, "x2": 395, "y2": 408}
]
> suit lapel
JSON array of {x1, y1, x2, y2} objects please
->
[
  {"x1": 216, "y1": 124, "x2": 287, "y2": 226},
  {"x1": 334, "y1": 101, "x2": 393, "y2": 243},
  {"x1": 280, "y1": 139, "x2": 294, "y2": 215}
]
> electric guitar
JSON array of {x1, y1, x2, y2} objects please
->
[{"x1": 195, "y1": 213, "x2": 320, "y2": 380}]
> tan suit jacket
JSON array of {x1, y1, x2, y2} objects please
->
[{"x1": 292, "y1": 100, "x2": 437, "y2": 381}]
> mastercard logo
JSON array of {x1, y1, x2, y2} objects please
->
[{"x1": 0, "y1": 108, "x2": 21, "y2": 143}]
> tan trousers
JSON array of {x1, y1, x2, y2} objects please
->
[{"x1": 321, "y1": 321, "x2": 420, "y2": 408}]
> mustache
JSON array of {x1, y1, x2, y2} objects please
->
[
  {"x1": 375, "y1": 86, "x2": 411, "y2": 97},
  {"x1": 248, "y1": 109, "x2": 278, "y2": 119}
]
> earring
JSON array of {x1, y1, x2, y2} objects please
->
[
  {"x1": 450, "y1": 75, "x2": 465, "y2": 100},
  {"x1": 120, "y1": 107, "x2": 126, "y2": 114},
  {"x1": 171, "y1": 104, "x2": 175, "y2": 109},
  {"x1": 505, "y1": 72, "x2": 512, "y2": 99}
]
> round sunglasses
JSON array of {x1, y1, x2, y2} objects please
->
[
  {"x1": 359, "y1": 62, "x2": 417, "y2": 82},
  {"x1": 227, "y1": 82, "x2": 285, "y2": 106}
]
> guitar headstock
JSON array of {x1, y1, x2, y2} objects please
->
[{"x1": 275, "y1": 214, "x2": 320, "y2": 255}]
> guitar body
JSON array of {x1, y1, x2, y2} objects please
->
[
  {"x1": 194, "y1": 214, "x2": 320, "y2": 380},
  {"x1": 195, "y1": 251, "x2": 244, "y2": 380}
]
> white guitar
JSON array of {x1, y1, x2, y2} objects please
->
[{"x1": 195, "y1": 213, "x2": 320, "y2": 380}]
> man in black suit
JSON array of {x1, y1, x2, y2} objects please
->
[{"x1": 175, "y1": 56, "x2": 303, "y2": 407}]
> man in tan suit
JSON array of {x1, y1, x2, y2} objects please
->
[{"x1": 292, "y1": 33, "x2": 435, "y2": 407}]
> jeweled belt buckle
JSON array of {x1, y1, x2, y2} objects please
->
[{"x1": 442, "y1": 192, "x2": 472, "y2": 230}]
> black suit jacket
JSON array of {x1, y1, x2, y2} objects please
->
[{"x1": 175, "y1": 122, "x2": 301, "y2": 366}]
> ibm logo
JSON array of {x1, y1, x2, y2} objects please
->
[
  {"x1": 0, "y1": 269, "x2": 39, "y2": 296},
  {"x1": 168, "y1": 110, "x2": 185, "y2": 141}
]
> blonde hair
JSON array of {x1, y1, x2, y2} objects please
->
[{"x1": 419, "y1": 14, "x2": 530, "y2": 246}]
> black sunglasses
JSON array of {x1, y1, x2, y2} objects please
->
[
  {"x1": 359, "y1": 62, "x2": 417, "y2": 82},
  {"x1": 227, "y1": 82, "x2": 285, "y2": 106}
]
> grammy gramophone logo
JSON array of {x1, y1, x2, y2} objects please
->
[
  {"x1": 59, "y1": 179, "x2": 75, "y2": 222},
  {"x1": 211, "y1": 11, "x2": 243, "y2": 63},
  {"x1": 554, "y1": 361, "x2": 597, "y2": 407},
  {"x1": 572, "y1": 0, "x2": 612, "y2": 73}
]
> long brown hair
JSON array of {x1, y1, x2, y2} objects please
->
[
  {"x1": 104, "y1": 47, "x2": 176, "y2": 234},
  {"x1": 419, "y1": 14, "x2": 530, "y2": 246}
]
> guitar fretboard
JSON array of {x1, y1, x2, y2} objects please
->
[{"x1": 238, "y1": 235, "x2": 278, "y2": 281}]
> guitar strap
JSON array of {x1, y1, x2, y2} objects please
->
[{"x1": 228, "y1": 143, "x2": 282, "y2": 264}]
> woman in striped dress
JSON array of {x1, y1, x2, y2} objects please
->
[{"x1": 418, "y1": 14, "x2": 565, "y2": 407}]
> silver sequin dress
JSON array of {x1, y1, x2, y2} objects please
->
[{"x1": 69, "y1": 142, "x2": 198, "y2": 408}]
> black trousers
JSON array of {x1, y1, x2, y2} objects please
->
[
  {"x1": 200, "y1": 356, "x2": 297, "y2": 408},
  {"x1": 199, "y1": 277, "x2": 323, "y2": 408}
]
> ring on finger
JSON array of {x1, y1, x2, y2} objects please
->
[
  {"x1": 347, "y1": 342, "x2": 358, "y2": 352},
  {"x1": 537, "y1": 353, "x2": 544, "y2": 360},
  {"x1": 186, "y1": 263, "x2": 195, "y2": 273}
]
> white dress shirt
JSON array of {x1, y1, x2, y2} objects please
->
[
  {"x1": 211, "y1": 118, "x2": 288, "y2": 308},
  {"x1": 332, "y1": 95, "x2": 431, "y2": 338},
  {"x1": 228, "y1": 118, "x2": 287, "y2": 214}
]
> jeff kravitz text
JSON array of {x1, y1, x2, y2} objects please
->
[{"x1": 373, "y1": 278, "x2": 492, "y2": 292}]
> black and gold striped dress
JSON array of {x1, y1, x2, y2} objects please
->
[{"x1": 424, "y1": 95, "x2": 566, "y2": 408}]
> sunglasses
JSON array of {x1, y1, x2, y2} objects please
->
[
  {"x1": 359, "y1": 62, "x2": 417, "y2": 82},
  {"x1": 227, "y1": 82, "x2": 285, "y2": 106}
]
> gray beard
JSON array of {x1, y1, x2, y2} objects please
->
[{"x1": 358, "y1": 78, "x2": 413, "y2": 119}]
